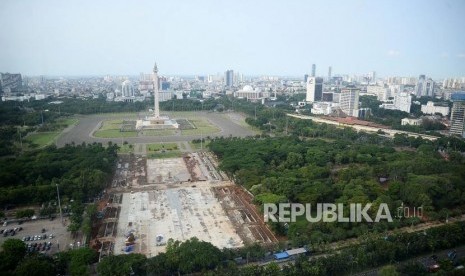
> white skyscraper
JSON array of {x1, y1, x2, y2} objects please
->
[
  {"x1": 340, "y1": 88, "x2": 360, "y2": 116},
  {"x1": 394, "y1": 92, "x2": 412, "y2": 113},
  {"x1": 121, "y1": 80, "x2": 134, "y2": 97},
  {"x1": 306, "y1": 77, "x2": 323, "y2": 102}
]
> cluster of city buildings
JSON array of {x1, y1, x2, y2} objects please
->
[{"x1": 2, "y1": 64, "x2": 465, "y2": 138}]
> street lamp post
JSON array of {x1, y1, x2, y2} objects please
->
[{"x1": 56, "y1": 184, "x2": 64, "y2": 225}]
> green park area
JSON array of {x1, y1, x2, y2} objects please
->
[
  {"x1": 117, "y1": 143, "x2": 134, "y2": 154},
  {"x1": 25, "y1": 132, "x2": 60, "y2": 148},
  {"x1": 93, "y1": 114, "x2": 220, "y2": 138},
  {"x1": 147, "y1": 143, "x2": 181, "y2": 159},
  {"x1": 25, "y1": 117, "x2": 79, "y2": 148},
  {"x1": 188, "y1": 140, "x2": 210, "y2": 150},
  {"x1": 93, "y1": 119, "x2": 138, "y2": 138}
]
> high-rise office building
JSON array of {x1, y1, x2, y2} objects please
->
[
  {"x1": 306, "y1": 77, "x2": 323, "y2": 102},
  {"x1": 340, "y1": 88, "x2": 360, "y2": 117},
  {"x1": 304, "y1": 74, "x2": 309, "y2": 83},
  {"x1": 414, "y1": 75, "x2": 435, "y2": 97},
  {"x1": 121, "y1": 80, "x2": 134, "y2": 97},
  {"x1": 225, "y1": 70, "x2": 234, "y2": 87},
  {"x1": 424, "y1": 78, "x2": 435, "y2": 97},
  {"x1": 394, "y1": 92, "x2": 412, "y2": 113},
  {"x1": 369, "y1": 71, "x2": 376, "y2": 83},
  {"x1": 311, "y1": 64, "x2": 316, "y2": 77},
  {"x1": 450, "y1": 93, "x2": 465, "y2": 138},
  {"x1": 328, "y1": 66, "x2": 332, "y2": 81},
  {"x1": 415, "y1": 75, "x2": 426, "y2": 97}
]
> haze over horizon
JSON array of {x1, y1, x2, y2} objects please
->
[{"x1": 1, "y1": 0, "x2": 464, "y2": 78}]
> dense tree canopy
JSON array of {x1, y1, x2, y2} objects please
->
[{"x1": 209, "y1": 125, "x2": 465, "y2": 245}]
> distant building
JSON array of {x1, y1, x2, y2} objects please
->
[
  {"x1": 225, "y1": 70, "x2": 234, "y2": 87},
  {"x1": 234, "y1": 85, "x2": 266, "y2": 101},
  {"x1": 450, "y1": 93, "x2": 465, "y2": 137},
  {"x1": 367, "y1": 85, "x2": 390, "y2": 101},
  {"x1": 394, "y1": 92, "x2": 412, "y2": 113},
  {"x1": 328, "y1": 66, "x2": 332, "y2": 82},
  {"x1": 421, "y1": 101, "x2": 450, "y2": 116},
  {"x1": 305, "y1": 77, "x2": 323, "y2": 102},
  {"x1": 139, "y1": 73, "x2": 155, "y2": 92},
  {"x1": 311, "y1": 64, "x2": 316, "y2": 77},
  {"x1": 379, "y1": 92, "x2": 411, "y2": 113},
  {"x1": 415, "y1": 75, "x2": 426, "y2": 97},
  {"x1": 322, "y1": 92, "x2": 333, "y2": 102},
  {"x1": 311, "y1": 102, "x2": 336, "y2": 115},
  {"x1": 121, "y1": 80, "x2": 135, "y2": 97},
  {"x1": 0, "y1": 73, "x2": 23, "y2": 93},
  {"x1": 161, "y1": 81, "x2": 170, "y2": 90},
  {"x1": 369, "y1": 71, "x2": 376, "y2": 84},
  {"x1": 415, "y1": 75, "x2": 434, "y2": 97},
  {"x1": 340, "y1": 88, "x2": 360, "y2": 117},
  {"x1": 304, "y1": 74, "x2": 309, "y2": 83},
  {"x1": 159, "y1": 90, "x2": 174, "y2": 101},
  {"x1": 401, "y1": 118, "x2": 422, "y2": 126}
]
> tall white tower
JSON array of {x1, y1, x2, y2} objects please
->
[{"x1": 153, "y1": 62, "x2": 160, "y2": 118}]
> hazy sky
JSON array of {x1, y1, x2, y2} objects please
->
[{"x1": 1, "y1": 0, "x2": 464, "y2": 78}]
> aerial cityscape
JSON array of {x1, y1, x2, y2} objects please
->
[{"x1": 1, "y1": 0, "x2": 465, "y2": 275}]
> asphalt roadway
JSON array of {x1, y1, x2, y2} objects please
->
[{"x1": 56, "y1": 112, "x2": 257, "y2": 147}]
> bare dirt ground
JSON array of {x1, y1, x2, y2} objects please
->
[{"x1": 90, "y1": 149, "x2": 277, "y2": 259}]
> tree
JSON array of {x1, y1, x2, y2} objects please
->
[
  {"x1": 15, "y1": 257, "x2": 55, "y2": 276},
  {"x1": 97, "y1": 254, "x2": 147, "y2": 276},
  {"x1": 68, "y1": 247, "x2": 97, "y2": 276},
  {"x1": 1, "y1": 239, "x2": 27, "y2": 271}
]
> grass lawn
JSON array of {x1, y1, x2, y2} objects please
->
[
  {"x1": 188, "y1": 140, "x2": 210, "y2": 150},
  {"x1": 57, "y1": 117, "x2": 79, "y2": 126},
  {"x1": 93, "y1": 119, "x2": 138, "y2": 138},
  {"x1": 140, "y1": 129, "x2": 177, "y2": 136},
  {"x1": 94, "y1": 129, "x2": 138, "y2": 138},
  {"x1": 25, "y1": 132, "x2": 60, "y2": 148},
  {"x1": 147, "y1": 151, "x2": 182, "y2": 159},
  {"x1": 147, "y1": 143, "x2": 181, "y2": 158},
  {"x1": 117, "y1": 144, "x2": 134, "y2": 154},
  {"x1": 147, "y1": 143, "x2": 178, "y2": 152}
]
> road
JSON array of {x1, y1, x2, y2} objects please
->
[
  {"x1": 356, "y1": 245, "x2": 465, "y2": 276},
  {"x1": 56, "y1": 112, "x2": 256, "y2": 147}
]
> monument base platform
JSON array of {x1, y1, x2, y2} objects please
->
[{"x1": 136, "y1": 116, "x2": 179, "y2": 130}]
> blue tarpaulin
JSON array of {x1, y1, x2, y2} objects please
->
[
  {"x1": 124, "y1": 244, "x2": 135, "y2": 253},
  {"x1": 274, "y1": 252, "x2": 289, "y2": 260}
]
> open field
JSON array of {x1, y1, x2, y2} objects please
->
[
  {"x1": 93, "y1": 119, "x2": 138, "y2": 138},
  {"x1": 188, "y1": 140, "x2": 210, "y2": 150},
  {"x1": 94, "y1": 117, "x2": 220, "y2": 138},
  {"x1": 117, "y1": 144, "x2": 134, "y2": 154},
  {"x1": 147, "y1": 143, "x2": 178, "y2": 152},
  {"x1": 56, "y1": 112, "x2": 256, "y2": 147},
  {"x1": 114, "y1": 186, "x2": 243, "y2": 256},
  {"x1": 94, "y1": 129, "x2": 138, "y2": 138},
  {"x1": 25, "y1": 132, "x2": 60, "y2": 147},
  {"x1": 25, "y1": 117, "x2": 80, "y2": 148},
  {"x1": 147, "y1": 151, "x2": 183, "y2": 159},
  {"x1": 140, "y1": 129, "x2": 177, "y2": 136}
]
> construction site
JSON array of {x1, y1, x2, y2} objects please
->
[{"x1": 89, "y1": 148, "x2": 277, "y2": 259}]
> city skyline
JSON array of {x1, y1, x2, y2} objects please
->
[{"x1": 0, "y1": 0, "x2": 464, "y2": 78}]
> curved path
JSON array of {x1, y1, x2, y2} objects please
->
[{"x1": 56, "y1": 112, "x2": 256, "y2": 147}]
